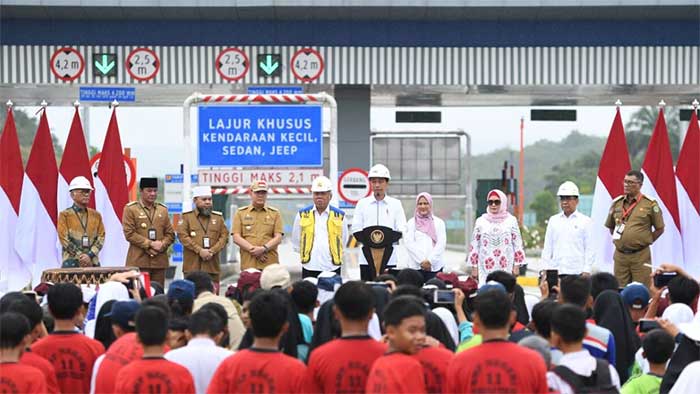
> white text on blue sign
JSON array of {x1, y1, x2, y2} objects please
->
[{"x1": 198, "y1": 105, "x2": 323, "y2": 167}]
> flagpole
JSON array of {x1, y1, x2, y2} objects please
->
[{"x1": 518, "y1": 117, "x2": 524, "y2": 224}]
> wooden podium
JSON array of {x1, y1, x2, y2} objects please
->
[{"x1": 353, "y1": 225, "x2": 402, "y2": 281}]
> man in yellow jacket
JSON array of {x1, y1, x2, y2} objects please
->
[{"x1": 291, "y1": 176, "x2": 348, "y2": 278}]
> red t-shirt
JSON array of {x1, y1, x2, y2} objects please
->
[
  {"x1": 114, "y1": 357, "x2": 195, "y2": 394},
  {"x1": 304, "y1": 336, "x2": 387, "y2": 394},
  {"x1": 93, "y1": 332, "x2": 143, "y2": 393},
  {"x1": 0, "y1": 362, "x2": 48, "y2": 394},
  {"x1": 31, "y1": 331, "x2": 105, "y2": 394},
  {"x1": 446, "y1": 339, "x2": 548, "y2": 394},
  {"x1": 207, "y1": 348, "x2": 306, "y2": 394},
  {"x1": 365, "y1": 352, "x2": 426, "y2": 394},
  {"x1": 413, "y1": 346, "x2": 453, "y2": 394},
  {"x1": 20, "y1": 349, "x2": 60, "y2": 394}
]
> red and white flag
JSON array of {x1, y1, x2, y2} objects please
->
[
  {"x1": 58, "y1": 107, "x2": 95, "y2": 211},
  {"x1": 590, "y1": 108, "x2": 631, "y2": 272},
  {"x1": 0, "y1": 108, "x2": 31, "y2": 290},
  {"x1": 676, "y1": 110, "x2": 699, "y2": 277},
  {"x1": 94, "y1": 109, "x2": 129, "y2": 266},
  {"x1": 641, "y1": 108, "x2": 684, "y2": 267},
  {"x1": 14, "y1": 109, "x2": 61, "y2": 282}
]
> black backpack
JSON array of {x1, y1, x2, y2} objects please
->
[{"x1": 552, "y1": 359, "x2": 619, "y2": 394}]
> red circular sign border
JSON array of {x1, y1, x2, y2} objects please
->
[
  {"x1": 49, "y1": 47, "x2": 85, "y2": 82},
  {"x1": 290, "y1": 47, "x2": 324, "y2": 83},
  {"x1": 338, "y1": 168, "x2": 371, "y2": 204},
  {"x1": 125, "y1": 47, "x2": 160, "y2": 81},
  {"x1": 89, "y1": 153, "x2": 137, "y2": 191},
  {"x1": 215, "y1": 47, "x2": 250, "y2": 82}
]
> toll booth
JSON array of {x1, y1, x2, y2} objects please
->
[{"x1": 371, "y1": 130, "x2": 472, "y2": 251}]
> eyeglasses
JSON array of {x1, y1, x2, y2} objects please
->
[
  {"x1": 487, "y1": 200, "x2": 501, "y2": 206},
  {"x1": 623, "y1": 180, "x2": 640, "y2": 185}
]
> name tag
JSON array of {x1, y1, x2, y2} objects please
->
[
  {"x1": 148, "y1": 228, "x2": 157, "y2": 241},
  {"x1": 203, "y1": 236, "x2": 211, "y2": 249},
  {"x1": 82, "y1": 236, "x2": 90, "y2": 248},
  {"x1": 613, "y1": 223, "x2": 625, "y2": 240}
]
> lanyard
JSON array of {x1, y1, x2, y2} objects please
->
[
  {"x1": 196, "y1": 215, "x2": 209, "y2": 234},
  {"x1": 621, "y1": 194, "x2": 642, "y2": 222},
  {"x1": 140, "y1": 203, "x2": 155, "y2": 226},
  {"x1": 73, "y1": 208, "x2": 89, "y2": 235}
]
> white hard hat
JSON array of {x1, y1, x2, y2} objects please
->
[
  {"x1": 311, "y1": 176, "x2": 333, "y2": 192},
  {"x1": 557, "y1": 181, "x2": 580, "y2": 197},
  {"x1": 192, "y1": 185, "x2": 212, "y2": 198},
  {"x1": 69, "y1": 176, "x2": 93, "y2": 191},
  {"x1": 368, "y1": 164, "x2": 391, "y2": 180}
]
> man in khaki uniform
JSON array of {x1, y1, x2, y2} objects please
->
[
  {"x1": 232, "y1": 181, "x2": 284, "y2": 270},
  {"x1": 58, "y1": 176, "x2": 105, "y2": 268},
  {"x1": 605, "y1": 170, "x2": 664, "y2": 287},
  {"x1": 122, "y1": 177, "x2": 175, "y2": 285},
  {"x1": 177, "y1": 185, "x2": 229, "y2": 287}
]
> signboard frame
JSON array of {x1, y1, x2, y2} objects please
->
[{"x1": 182, "y1": 93, "x2": 338, "y2": 212}]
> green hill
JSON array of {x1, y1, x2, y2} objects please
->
[{"x1": 471, "y1": 131, "x2": 607, "y2": 207}]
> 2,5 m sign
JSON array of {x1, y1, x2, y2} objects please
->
[{"x1": 198, "y1": 105, "x2": 323, "y2": 167}]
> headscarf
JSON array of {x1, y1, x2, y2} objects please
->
[
  {"x1": 593, "y1": 290, "x2": 641, "y2": 383},
  {"x1": 425, "y1": 310, "x2": 456, "y2": 351},
  {"x1": 432, "y1": 306, "x2": 459, "y2": 346},
  {"x1": 85, "y1": 281, "x2": 129, "y2": 338},
  {"x1": 482, "y1": 189, "x2": 511, "y2": 224},
  {"x1": 414, "y1": 192, "x2": 438, "y2": 245},
  {"x1": 310, "y1": 299, "x2": 341, "y2": 352}
]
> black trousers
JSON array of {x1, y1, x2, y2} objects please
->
[{"x1": 302, "y1": 267, "x2": 341, "y2": 279}]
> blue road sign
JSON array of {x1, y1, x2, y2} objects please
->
[
  {"x1": 198, "y1": 105, "x2": 323, "y2": 167},
  {"x1": 164, "y1": 174, "x2": 199, "y2": 183},
  {"x1": 247, "y1": 86, "x2": 303, "y2": 95},
  {"x1": 79, "y1": 87, "x2": 135, "y2": 102}
]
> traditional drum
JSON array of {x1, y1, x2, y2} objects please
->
[{"x1": 41, "y1": 266, "x2": 138, "y2": 285}]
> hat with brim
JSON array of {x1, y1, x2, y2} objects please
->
[{"x1": 250, "y1": 181, "x2": 268, "y2": 192}]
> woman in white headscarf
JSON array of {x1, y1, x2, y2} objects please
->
[
  {"x1": 404, "y1": 192, "x2": 447, "y2": 283},
  {"x1": 467, "y1": 189, "x2": 525, "y2": 284}
]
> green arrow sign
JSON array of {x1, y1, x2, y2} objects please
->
[
  {"x1": 93, "y1": 53, "x2": 117, "y2": 77},
  {"x1": 257, "y1": 54, "x2": 281, "y2": 77}
]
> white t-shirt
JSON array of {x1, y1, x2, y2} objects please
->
[{"x1": 164, "y1": 337, "x2": 233, "y2": 394}]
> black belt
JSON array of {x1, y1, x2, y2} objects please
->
[{"x1": 617, "y1": 247, "x2": 644, "y2": 255}]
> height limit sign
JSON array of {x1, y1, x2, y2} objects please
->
[
  {"x1": 291, "y1": 48, "x2": 324, "y2": 82},
  {"x1": 216, "y1": 48, "x2": 249, "y2": 81},
  {"x1": 126, "y1": 47, "x2": 159, "y2": 81}
]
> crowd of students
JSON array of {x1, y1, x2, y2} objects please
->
[{"x1": 1, "y1": 262, "x2": 699, "y2": 394}]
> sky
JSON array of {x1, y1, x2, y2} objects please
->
[{"x1": 14, "y1": 103, "x2": 657, "y2": 178}]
